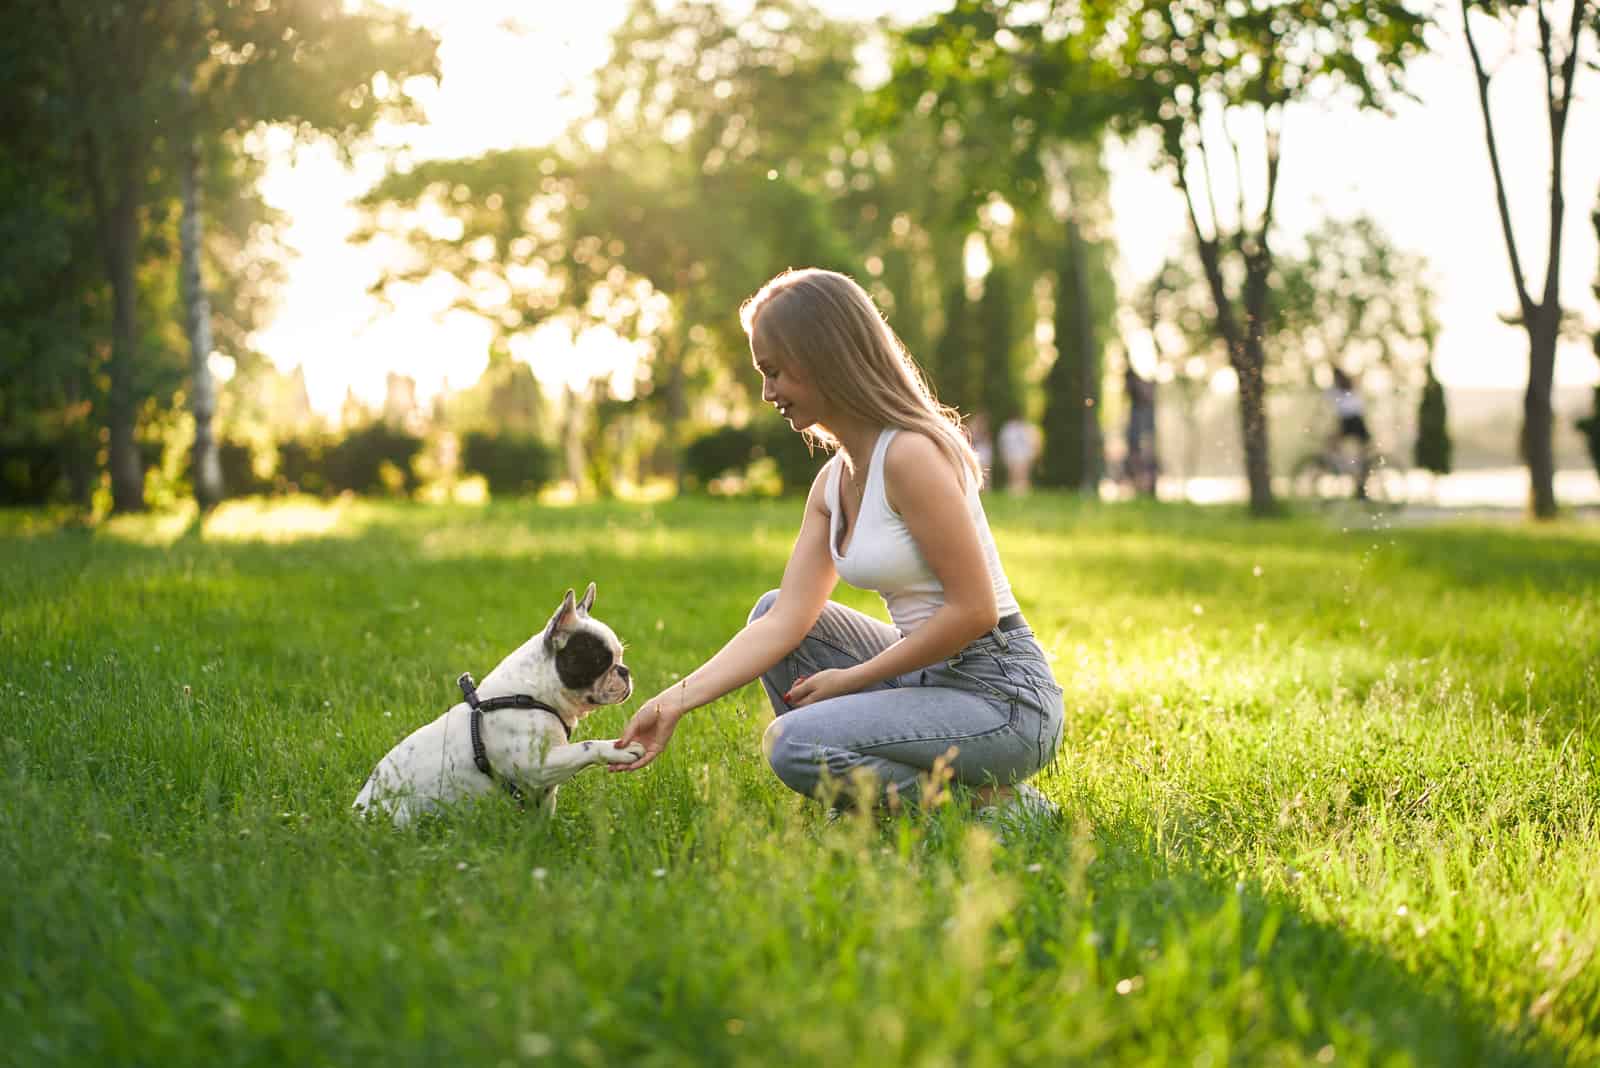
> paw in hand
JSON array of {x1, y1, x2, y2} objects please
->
[{"x1": 600, "y1": 740, "x2": 646, "y2": 764}]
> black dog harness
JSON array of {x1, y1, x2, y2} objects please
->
[{"x1": 457, "y1": 672, "x2": 570, "y2": 806}]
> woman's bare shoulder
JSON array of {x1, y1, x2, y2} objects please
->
[{"x1": 884, "y1": 429, "x2": 957, "y2": 478}]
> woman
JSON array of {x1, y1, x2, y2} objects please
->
[{"x1": 612, "y1": 269, "x2": 1064, "y2": 821}]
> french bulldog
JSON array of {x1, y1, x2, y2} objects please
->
[{"x1": 353, "y1": 582, "x2": 642, "y2": 826}]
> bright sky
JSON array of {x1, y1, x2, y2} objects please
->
[{"x1": 251, "y1": 1, "x2": 1600, "y2": 417}]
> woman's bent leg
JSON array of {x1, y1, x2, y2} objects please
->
[
  {"x1": 762, "y1": 686, "x2": 1039, "y2": 809},
  {"x1": 746, "y1": 591, "x2": 901, "y2": 716}
]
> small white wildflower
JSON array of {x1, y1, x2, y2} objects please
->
[
  {"x1": 1252, "y1": 565, "x2": 1263, "y2": 577},
  {"x1": 1396, "y1": 905, "x2": 1408, "y2": 917},
  {"x1": 652, "y1": 868, "x2": 667, "y2": 878},
  {"x1": 456, "y1": 861, "x2": 468, "y2": 872},
  {"x1": 531, "y1": 867, "x2": 547, "y2": 881},
  {"x1": 519, "y1": 1032, "x2": 554, "y2": 1057},
  {"x1": 1026, "y1": 863, "x2": 1043, "y2": 873},
  {"x1": 1192, "y1": 604, "x2": 1204, "y2": 616}
]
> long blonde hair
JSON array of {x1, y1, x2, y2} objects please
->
[{"x1": 739, "y1": 268, "x2": 981, "y2": 488}]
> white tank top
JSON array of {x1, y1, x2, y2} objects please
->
[{"x1": 826, "y1": 429, "x2": 1020, "y2": 633}]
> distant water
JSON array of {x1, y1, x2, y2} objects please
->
[{"x1": 1143, "y1": 467, "x2": 1600, "y2": 509}]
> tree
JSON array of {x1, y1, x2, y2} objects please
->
[
  {"x1": 6, "y1": 1, "x2": 437, "y2": 512},
  {"x1": 1273, "y1": 216, "x2": 1440, "y2": 386},
  {"x1": 1415, "y1": 361, "x2": 1454, "y2": 476},
  {"x1": 1039, "y1": 219, "x2": 1110, "y2": 491},
  {"x1": 978, "y1": 260, "x2": 1024, "y2": 437},
  {"x1": 1089, "y1": 0, "x2": 1430, "y2": 514},
  {"x1": 876, "y1": 1, "x2": 1120, "y2": 493},
  {"x1": 1577, "y1": 188, "x2": 1600, "y2": 478},
  {"x1": 1461, "y1": 0, "x2": 1599, "y2": 516},
  {"x1": 363, "y1": 1, "x2": 863, "y2": 488}
]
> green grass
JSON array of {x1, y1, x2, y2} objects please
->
[{"x1": 2, "y1": 495, "x2": 1597, "y2": 1067}]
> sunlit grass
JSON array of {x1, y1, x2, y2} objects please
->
[{"x1": 1, "y1": 496, "x2": 1596, "y2": 1066}]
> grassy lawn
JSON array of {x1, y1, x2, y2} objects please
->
[{"x1": 2, "y1": 495, "x2": 1597, "y2": 1067}]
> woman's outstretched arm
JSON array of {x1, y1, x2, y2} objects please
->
[{"x1": 611, "y1": 465, "x2": 839, "y2": 771}]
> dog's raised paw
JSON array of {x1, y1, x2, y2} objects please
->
[{"x1": 600, "y1": 741, "x2": 645, "y2": 764}]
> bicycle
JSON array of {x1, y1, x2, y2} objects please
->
[{"x1": 1287, "y1": 440, "x2": 1409, "y2": 509}]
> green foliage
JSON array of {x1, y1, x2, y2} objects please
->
[
  {"x1": 1039, "y1": 222, "x2": 1115, "y2": 491},
  {"x1": 928, "y1": 279, "x2": 976, "y2": 412},
  {"x1": 2, "y1": 500, "x2": 1599, "y2": 1064},
  {"x1": 0, "y1": 434, "x2": 95, "y2": 506},
  {"x1": 208, "y1": 439, "x2": 269, "y2": 499},
  {"x1": 460, "y1": 432, "x2": 558, "y2": 498},
  {"x1": 322, "y1": 424, "x2": 423, "y2": 497},
  {"x1": 978, "y1": 262, "x2": 1023, "y2": 432},
  {"x1": 683, "y1": 422, "x2": 821, "y2": 495},
  {"x1": 1414, "y1": 363, "x2": 1453, "y2": 476},
  {"x1": 0, "y1": 0, "x2": 439, "y2": 512},
  {"x1": 684, "y1": 426, "x2": 762, "y2": 490},
  {"x1": 1274, "y1": 215, "x2": 1441, "y2": 383},
  {"x1": 275, "y1": 437, "x2": 327, "y2": 497}
]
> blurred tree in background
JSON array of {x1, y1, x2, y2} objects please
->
[
  {"x1": 1415, "y1": 361, "x2": 1454, "y2": 476},
  {"x1": 1460, "y1": 0, "x2": 1598, "y2": 516},
  {"x1": 21, "y1": 0, "x2": 1579, "y2": 513},
  {"x1": 0, "y1": 0, "x2": 437, "y2": 511},
  {"x1": 1578, "y1": 190, "x2": 1600, "y2": 478}
]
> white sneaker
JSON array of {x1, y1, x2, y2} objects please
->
[{"x1": 976, "y1": 782, "x2": 1060, "y2": 841}]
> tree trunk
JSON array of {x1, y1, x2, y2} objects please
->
[
  {"x1": 562, "y1": 384, "x2": 587, "y2": 497},
  {"x1": 1523, "y1": 313, "x2": 1559, "y2": 517},
  {"x1": 181, "y1": 88, "x2": 223, "y2": 512},
  {"x1": 1192, "y1": 237, "x2": 1276, "y2": 516},
  {"x1": 1038, "y1": 222, "x2": 1098, "y2": 491},
  {"x1": 1069, "y1": 220, "x2": 1103, "y2": 494},
  {"x1": 106, "y1": 193, "x2": 145, "y2": 514},
  {"x1": 1234, "y1": 337, "x2": 1274, "y2": 514}
]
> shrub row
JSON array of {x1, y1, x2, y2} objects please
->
[
  {"x1": 0, "y1": 427, "x2": 561, "y2": 504},
  {"x1": 683, "y1": 423, "x2": 820, "y2": 495}
]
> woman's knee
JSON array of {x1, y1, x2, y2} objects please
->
[
  {"x1": 747, "y1": 589, "x2": 781, "y2": 627},
  {"x1": 763, "y1": 717, "x2": 819, "y2": 796}
]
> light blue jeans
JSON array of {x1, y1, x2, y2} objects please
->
[{"x1": 751, "y1": 591, "x2": 1065, "y2": 808}]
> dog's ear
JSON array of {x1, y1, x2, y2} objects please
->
[
  {"x1": 544, "y1": 588, "x2": 579, "y2": 651},
  {"x1": 577, "y1": 582, "x2": 596, "y2": 616}
]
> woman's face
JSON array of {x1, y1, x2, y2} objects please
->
[{"x1": 754, "y1": 348, "x2": 822, "y2": 431}]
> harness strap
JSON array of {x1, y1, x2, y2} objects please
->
[{"x1": 458, "y1": 672, "x2": 571, "y2": 807}]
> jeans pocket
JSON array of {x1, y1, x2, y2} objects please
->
[{"x1": 932, "y1": 653, "x2": 1011, "y2": 703}]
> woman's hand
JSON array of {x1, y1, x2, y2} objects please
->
[
  {"x1": 784, "y1": 667, "x2": 861, "y2": 708},
  {"x1": 609, "y1": 695, "x2": 682, "y2": 772}
]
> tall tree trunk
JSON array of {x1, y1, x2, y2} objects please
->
[
  {"x1": 1184, "y1": 180, "x2": 1277, "y2": 515},
  {"x1": 562, "y1": 384, "x2": 587, "y2": 497},
  {"x1": 106, "y1": 190, "x2": 145, "y2": 514},
  {"x1": 181, "y1": 76, "x2": 223, "y2": 512},
  {"x1": 1523, "y1": 314, "x2": 1560, "y2": 516},
  {"x1": 1069, "y1": 219, "x2": 1103, "y2": 493},
  {"x1": 1038, "y1": 222, "x2": 1098, "y2": 491},
  {"x1": 1461, "y1": 0, "x2": 1584, "y2": 518},
  {"x1": 662, "y1": 330, "x2": 687, "y2": 496}
]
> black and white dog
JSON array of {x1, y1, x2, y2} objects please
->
[{"x1": 353, "y1": 583, "x2": 641, "y2": 825}]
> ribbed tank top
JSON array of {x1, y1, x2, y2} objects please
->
[{"x1": 827, "y1": 429, "x2": 1020, "y2": 634}]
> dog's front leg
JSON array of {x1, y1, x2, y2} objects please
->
[{"x1": 515, "y1": 739, "x2": 643, "y2": 791}]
